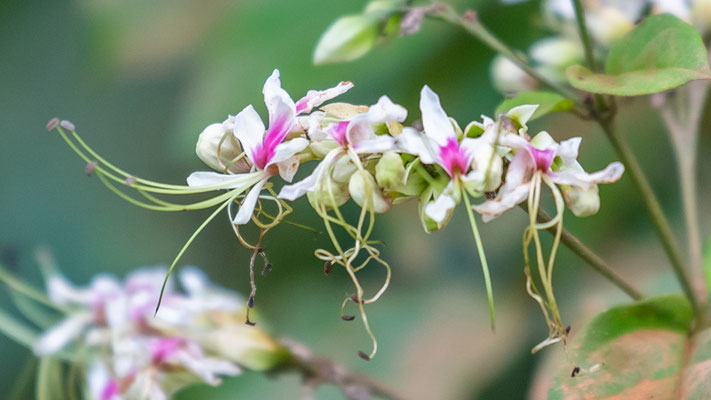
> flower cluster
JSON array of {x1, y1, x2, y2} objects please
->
[
  {"x1": 51, "y1": 68, "x2": 624, "y2": 357},
  {"x1": 34, "y1": 266, "x2": 285, "y2": 399},
  {"x1": 494, "y1": 0, "x2": 711, "y2": 94}
]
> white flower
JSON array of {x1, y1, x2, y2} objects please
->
[{"x1": 187, "y1": 70, "x2": 352, "y2": 224}]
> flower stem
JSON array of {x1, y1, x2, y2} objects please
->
[
  {"x1": 463, "y1": 193, "x2": 495, "y2": 330},
  {"x1": 598, "y1": 118, "x2": 701, "y2": 317},
  {"x1": 432, "y1": 5, "x2": 581, "y2": 102},
  {"x1": 524, "y1": 205, "x2": 643, "y2": 300}
]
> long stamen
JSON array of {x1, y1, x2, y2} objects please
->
[{"x1": 463, "y1": 193, "x2": 495, "y2": 330}]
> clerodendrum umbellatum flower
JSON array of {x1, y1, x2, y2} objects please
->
[
  {"x1": 472, "y1": 119, "x2": 624, "y2": 351},
  {"x1": 35, "y1": 266, "x2": 285, "y2": 399},
  {"x1": 397, "y1": 86, "x2": 505, "y2": 230},
  {"x1": 187, "y1": 69, "x2": 353, "y2": 224},
  {"x1": 278, "y1": 95, "x2": 407, "y2": 213}
]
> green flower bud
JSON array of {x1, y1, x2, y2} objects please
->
[
  {"x1": 310, "y1": 140, "x2": 340, "y2": 159},
  {"x1": 196, "y1": 123, "x2": 250, "y2": 173},
  {"x1": 375, "y1": 152, "x2": 406, "y2": 191},
  {"x1": 491, "y1": 55, "x2": 538, "y2": 94},
  {"x1": 332, "y1": 155, "x2": 358, "y2": 183},
  {"x1": 308, "y1": 176, "x2": 350, "y2": 210},
  {"x1": 348, "y1": 170, "x2": 391, "y2": 213},
  {"x1": 561, "y1": 184, "x2": 600, "y2": 217}
]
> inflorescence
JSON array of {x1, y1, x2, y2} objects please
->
[{"x1": 49, "y1": 69, "x2": 624, "y2": 358}]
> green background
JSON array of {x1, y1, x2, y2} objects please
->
[{"x1": 1, "y1": 0, "x2": 709, "y2": 398}]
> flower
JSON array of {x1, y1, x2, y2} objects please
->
[
  {"x1": 187, "y1": 69, "x2": 352, "y2": 224},
  {"x1": 34, "y1": 266, "x2": 284, "y2": 399},
  {"x1": 278, "y1": 95, "x2": 407, "y2": 213},
  {"x1": 396, "y1": 86, "x2": 505, "y2": 228},
  {"x1": 473, "y1": 129, "x2": 625, "y2": 222}
]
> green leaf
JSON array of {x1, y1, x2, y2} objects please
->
[
  {"x1": 548, "y1": 295, "x2": 711, "y2": 399},
  {"x1": 495, "y1": 91, "x2": 574, "y2": 121},
  {"x1": 566, "y1": 14, "x2": 711, "y2": 96}
]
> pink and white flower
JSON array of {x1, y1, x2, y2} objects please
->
[
  {"x1": 473, "y1": 130, "x2": 625, "y2": 222},
  {"x1": 396, "y1": 86, "x2": 504, "y2": 227},
  {"x1": 278, "y1": 95, "x2": 407, "y2": 209},
  {"x1": 187, "y1": 69, "x2": 353, "y2": 224}
]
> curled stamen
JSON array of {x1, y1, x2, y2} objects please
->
[
  {"x1": 342, "y1": 315, "x2": 355, "y2": 321},
  {"x1": 358, "y1": 351, "x2": 371, "y2": 361}
]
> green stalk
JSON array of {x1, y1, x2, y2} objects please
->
[{"x1": 463, "y1": 193, "x2": 495, "y2": 329}]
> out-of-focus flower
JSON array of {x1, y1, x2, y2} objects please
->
[
  {"x1": 491, "y1": 55, "x2": 538, "y2": 94},
  {"x1": 34, "y1": 266, "x2": 285, "y2": 399},
  {"x1": 187, "y1": 69, "x2": 352, "y2": 224}
]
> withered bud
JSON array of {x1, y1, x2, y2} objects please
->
[
  {"x1": 85, "y1": 161, "x2": 98, "y2": 176},
  {"x1": 565, "y1": 325, "x2": 571, "y2": 334},
  {"x1": 60, "y1": 120, "x2": 75, "y2": 131},
  {"x1": 342, "y1": 315, "x2": 355, "y2": 321},
  {"x1": 324, "y1": 260, "x2": 332, "y2": 275},
  {"x1": 358, "y1": 351, "x2": 370, "y2": 361},
  {"x1": 46, "y1": 118, "x2": 60, "y2": 131},
  {"x1": 262, "y1": 263, "x2": 272, "y2": 276}
]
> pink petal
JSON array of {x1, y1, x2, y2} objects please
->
[{"x1": 295, "y1": 81, "x2": 354, "y2": 114}]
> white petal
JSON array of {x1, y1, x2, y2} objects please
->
[
  {"x1": 549, "y1": 162, "x2": 625, "y2": 189},
  {"x1": 395, "y1": 128, "x2": 436, "y2": 164},
  {"x1": 34, "y1": 312, "x2": 93, "y2": 355},
  {"x1": 278, "y1": 149, "x2": 339, "y2": 201},
  {"x1": 46, "y1": 274, "x2": 93, "y2": 305},
  {"x1": 276, "y1": 156, "x2": 300, "y2": 182},
  {"x1": 233, "y1": 179, "x2": 267, "y2": 225},
  {"x1": 505, "y1": 104, "x2": 538, "y2": 127},
  {"x1": 186, "y1": 171, "x2": 255, "y2": 188},
  {"x1": 365, "y1": 95, "x2": 407, "y2": 123},
  {"x1": 425, "y1": 192, "x2": 457, "y2": 223},
  {"x1": 295, "y1": 81, "x2": 354, "y2": 114},
  {"x1": 556, "y1": 137, "x2": 582, "y2": 165},
  {"x1": 233, "y1": 105, "x2": 266, "y2": 165},
  {"x1": 473, "y1": 183, "x2": 531, "y2": 223},
  {"x1": 420, "y1": 85, "x2": 457, "y2": 146},
  {"x1": 269, "y1": 137, "x2": 309, "y2": 166},
  {"x1": 354, "y1": 135, "x2": 396, "y2": 154},
  {"x1": 263, "y1": 69, "x2": 296, "y2": 139}
]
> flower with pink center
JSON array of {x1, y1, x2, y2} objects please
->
[
  {"x1": 187, "y1": 69, "x2": 353, "y2": 224},
  {"x1": 278, "y1": 95, "x2": 407, "y2": 204},
  {"x1": 396, "y1": 85, "x2": 502, "y2": 226},
  {"x1": 473, "y1": 131, "x2": 625, "y2": 222}
]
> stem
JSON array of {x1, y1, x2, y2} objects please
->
[
  {"x1": 598, "y1": 119, "x2": 700, "y2": 316},
  {"x1": 463, "y1": 193, "x2": 495, "y2": 329},
  {"x1": 280, "y1": 339, "x2": 405, "y2": 400},
  {"x1": 571, "y1": 0, "x2": 598, "y2": 73},
  {"x1": 525, "y1": 205, "x2": 644, "y2": 300},
  {"x1": 433, "y1": 6, "x2": 581, "y2": 102}
]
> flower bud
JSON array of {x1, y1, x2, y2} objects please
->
[
  {"x1": 693, "y1": 0, "x2": 711, "y2": 33},
  {"x1": 331, "y1": 155, "x2": 359, "y2": 183},
  {"x1": 203, "y1": 324, "x2": 289, "y2": 371},
  {"x1": 586, "y1": 8, "x2": 634, "y2": 46},
  {"x1": 196, "y1": 123, "x2": 251, "y2": 173},
  {"x1": 561, "y1": 184, "x2": 600, "y2": 217},
  {"x1": 529, "y1": 37, "x2": 583, "y2": 83},
  {"x1": 418, "y1": 188, "x2": 453, "y2": 233},
  {"x1": 348, "y1": 170, "x2": 391, "y2": 213},
  {"x1": 471, "y1": 144, "x2": 503, "y2": 193},
  {"x1": 307, "y1": 176, "x2": 350, "y2": 210},
  {"x1": 375, "y1": 152, "x2": 406, "y2": 191},
  {"x1": 491, "y1": 55, "x2": 538, "y2": 94}
]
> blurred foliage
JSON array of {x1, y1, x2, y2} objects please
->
[{"x1": 0, "y1": 0, "x2": 710, "y2": 398}]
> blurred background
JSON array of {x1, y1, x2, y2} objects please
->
[{"x1": 1, "y1": 0, "x2": 710, "y2": 398}]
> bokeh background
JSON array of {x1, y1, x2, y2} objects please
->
[{"x1": 1, "y1": 0, "x2": 710, "y2": 398}]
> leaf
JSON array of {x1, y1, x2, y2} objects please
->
[
  {"x1": 566, "y1": 14, "x2": 711, "y2": 96},
  {"x1": 547, "y1": 295, "x2": 711, "y2": 399},
  {"x1": 495, "y1": 91, "x2": 574, "y2": 121}
]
